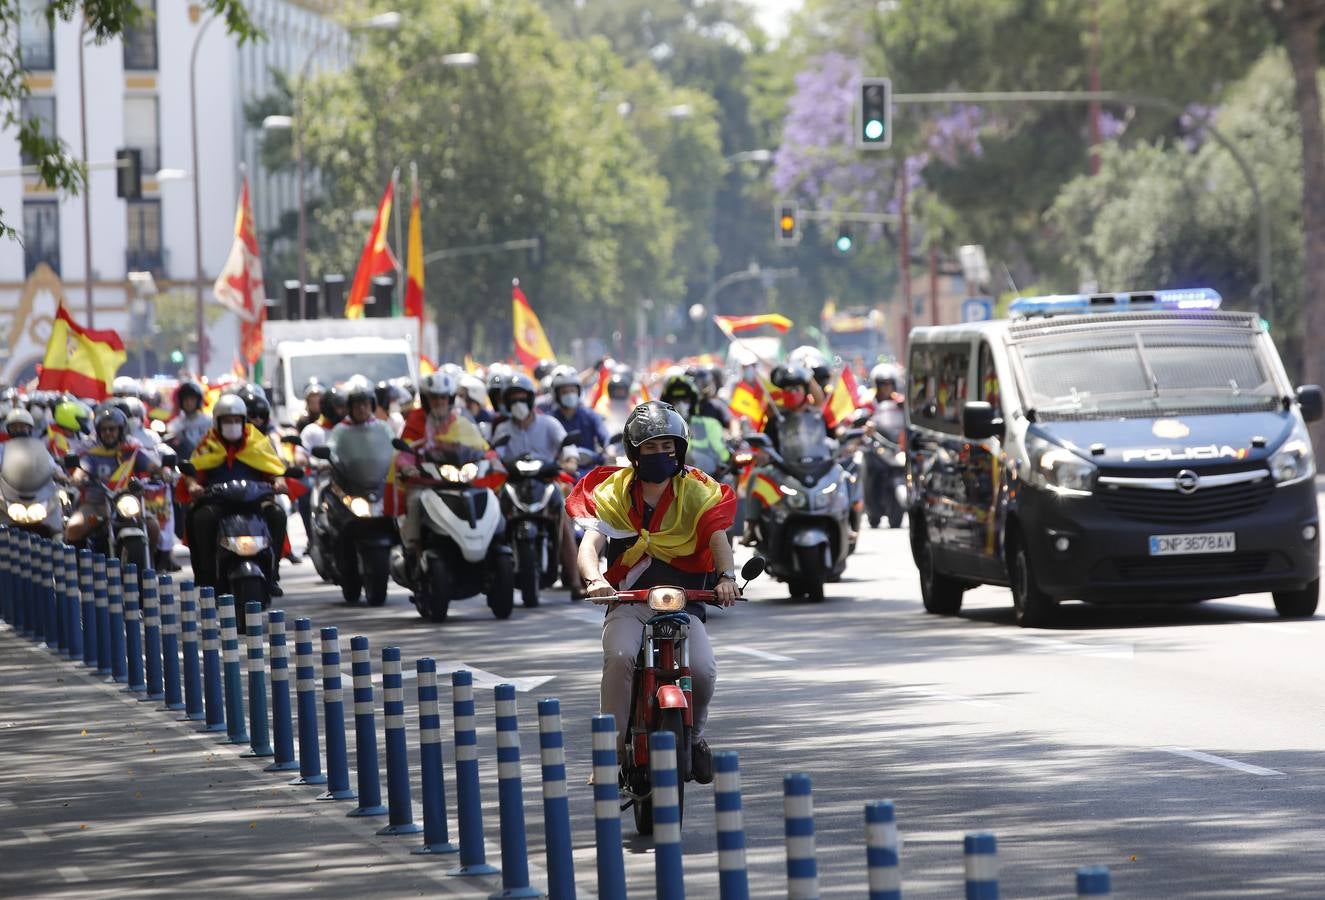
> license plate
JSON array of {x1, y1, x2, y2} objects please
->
[{"x1": 1148, "y1": 532, "x2": 1236, "y2": 556}]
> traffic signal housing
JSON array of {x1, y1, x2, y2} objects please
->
[
  {"x1": 115, "y1": 148, "x2": 142, "y2": 199},
  {"x1": 857, "y1": 77, "x2": 892, "y2": 149},
  {"x1": 834, "y1": 225, "x2": 854, "y2": 256},
  {"x1": 776, "y1": 204, "x2": 800, "y2": 246}
]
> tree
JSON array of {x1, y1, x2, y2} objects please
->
[{"x1": 2, "y1": 0, "x2": 258, "y2": 238}]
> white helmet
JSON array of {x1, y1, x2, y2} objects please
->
[
  {"x1": 420, "y1": 372, "x2": 458, "y2": 399},
  {"x1": 549, "y1": 365, "x2": 580, "y2": 390},
  {"x1": 112, "y1": 375, "x2": 139, "y2": 398},
  {"x1": 871, "y1": 363, "x2": 901, "y2": 386},
  {"x1": 5, "y1": 408, "x2": 34, "y2": 432},
  {"x1": 458, "y1": 375, "x2": 487, "y2": 404}
]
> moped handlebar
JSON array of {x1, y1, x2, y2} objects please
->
[{"x1": 607, "y1": 589, "x2": 746, "y2": 604}]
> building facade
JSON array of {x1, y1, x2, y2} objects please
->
[{"x1": 0, "y1": 0, "x2": 347, "y2": 384}]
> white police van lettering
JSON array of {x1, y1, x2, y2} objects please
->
[{"x1": 1120, "y1": 445, "x2": 1244, "y2": 463}]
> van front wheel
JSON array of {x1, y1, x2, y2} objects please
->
[
  {"x1": 1010, "y1": 538, "x2": 1057, "y2": 628},
  {"x1": 1274, "y1": 579, "x2": 1319, "y2": 618},
  {"x1": 918, "y1": 534, "x2": 964, "y2": 615}
]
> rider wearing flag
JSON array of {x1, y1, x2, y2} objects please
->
[
  {"x1": 65, "y1": 405, "x2": 162, "y2": 546},
  {"x1": 569, "y1": 400, "x2": 739, "y2": 784}
]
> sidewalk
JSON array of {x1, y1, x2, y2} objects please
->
[{"x1": 0, "y1": 629, "x2": 497, "y2": 898}]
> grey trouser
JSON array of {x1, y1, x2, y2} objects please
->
[{"x1": 601, "y1": 603, "x2": 716, "y2": 754}]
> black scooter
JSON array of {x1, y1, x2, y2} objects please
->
[{"x1": 497, "y1": 433, "x2": 579, "y2": 609}]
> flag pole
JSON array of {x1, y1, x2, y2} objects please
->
[
  {"x1": 713, "y1": 317, "x2": 785, "y2": 425},
  {"x1": 411, "y1": 160, "x2": 422, "y2": 355},
  {"x1": 392, "y1": 165, "x2": 403, "y2": 316}
]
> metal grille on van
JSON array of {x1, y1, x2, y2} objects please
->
[
  {"x1": 1110, "y1": 552, "x2": 1273, "y2": 580},
  {"x1": 1095, "y1": 478, "x2": 1274, "y2": 524}
]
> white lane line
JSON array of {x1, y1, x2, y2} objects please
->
[
  {"x1": 725, "y1": 645, "x2": 795, "y2": 662},
  {"x1": 20, "y1": 827, "x2": 50, "y2": 843},
  {"x1": 1005, "y1": 634, "x2": 1134, "y2": 659},
  {"x1": 58, "y1": 867, "x2": 88, "y2": 883},
  {"x1": 1156, "y1": 746, "x2": 1285, "y2": 777}
]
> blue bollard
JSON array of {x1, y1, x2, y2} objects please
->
[
  {"x1": 42, "y1": 540, "x2": 59, "y2": 651},
  {"x1": 199, "y1": 587, "x2": 227, "y2": 732},
  {"x1": 264, "y1": 610, "x2": 299, "y2": 772},
  {"x1": 537, "y1": 698, "x2": 575, "y2": 900},
  {"x1": 291, "y1": 618, "x2": 327, "y2": 786},
  {"x1": 217, "y1": 593, "x2": 249, "y2": 744},
  {"x1": 784, "y1": 773, "x2": 819, "y2": 900},
  {"x1": 0, "y1": 528, "x2": 10, "y2": 626},
  {"x1": 93, "y1": 555, "x2": 111, "y2": 676},
  {"x1": 122, "y1": 564, "x2": 147, "y2": 693},
  {"x1": 79, "y1": 549, "x2": 96, "y2": 667},
  {"x1": 714, "y1": 751, "x2": 750, "y2": 900},
  {"x1": 651, "y1": 729, "x2": 686, "y2": 900},
  {"x1": 140, "y1": 571, "x2": 164, "y2": 701},
  {"x1": 964, "y1": 832, "x2": 999, "y2": 900},
  {"x1": 158, "y1": 575, "x2": 184, "y2": 711},
  {"x1": 9, "y1": 532, "x2": 25, "y2": 637},
  {"x1": 1077, "y1": 865, "x2": 1111, "y2": 897},
  {"x1": 179, "y1": 582, "x2": 206, "y2": 721},
  {"x1": 18, "y1": 533, "x2": 35, "y2": 640},
  {"x1": 63, "y1": 546, "x2": 82, "y2": 661},
  {"x1": 590, "y1": 715, "x2": 626, "y2": 900},
  {"x1": 241, "y1": 601, "x2": 274, "y2": 757},
  {"x1": 347, "y1": 636, "x2": 387, "y2": 817},
  {"x1": 448, "y1": 669, "x2": 498, "y2": 877},
  {"x1": 413, "y1": 658, "x2": 457, "y2": 855},
  {"x1": 865, "y1": 801, "x2": 901, "y2": 900},
  {"x1": 377, "y1": 647, "x2": 421, "y2": 835},
  {"x1": 317, "y1": 626, "x2": 356, "y2": 801},
  {"x1": 490, "y1": 684, "x2": 540, "y2": 899},
  {"x1": 106, "y1": 560, "x2": 128, "y2": 683}
]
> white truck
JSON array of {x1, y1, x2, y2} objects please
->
[{"x1": 263, "y1": 319, "x2": 420, "y2": 426}]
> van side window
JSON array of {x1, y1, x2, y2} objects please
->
[
  {"x1": 909, "y1": 341, "x2": 970, "y2": 433},
  {"x1": 978, "y1": 342, "x2": 1000, "y2": 412}
]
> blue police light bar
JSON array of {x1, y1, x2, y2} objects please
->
[{"x1": 1009, "y1": 288, "x2": 1222, "y2": 318}]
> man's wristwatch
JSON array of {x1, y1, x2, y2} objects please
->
[{"x1": 718, "y1": 569, "x2": 737, "y2": 582}]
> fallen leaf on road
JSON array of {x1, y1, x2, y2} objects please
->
[
  {"x1": 79, "y1": 824, "x2": 87, "y2": 830},
  {"x1": 1130, "y1": 855, "x2": 1138, "y2": 862},
  {"x1": 80, "y1": 729, "x2": 87, "y2": 736},
  {"x1": 249, "y1": 822, "x2": 256, "y2": 829}
]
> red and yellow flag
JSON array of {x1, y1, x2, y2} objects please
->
[
  {"x1": 512, "y1": 279, "x2": 555, "y2": 371},
  {"x1": 823, "y1": 369, "x2": 857, "y2": 428},
  {"x1": 713, "y1": 313, "x2": 793, "y2": 338},
  {"x1": 728, "y1": 382, "x2": 766, "y2": 430},
  {"x1": 344, "y1": 181, "x2": 397, "y2": 319},
  {"x1": 37, "y1": 305, "x2": 126, "y2": 400},
  {"x1": 403, "y1": 177, "x2": 424, "y2": 320},
  {"x1": 213, "y1": 176, "x2": 266, "y2": 367}
]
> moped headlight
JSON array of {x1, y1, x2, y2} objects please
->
[
  {"x1": 781, "y1": 484, "x2": 808, "y2": 509},
  {"x1": 348, "y1": 496, "x2": 372, "y2": 517},
  {"x1": 221, "y1": 535, "x2": 266, "y2": 556},
  {"x1": 7, "y1": 501, "x2": 26, "y2": 522},
  {"x1": 1270, "y1": 425, "x2": 1315, "y2": 486},
  {"x1": 439, "y1": 465, "x2": 461, "y2": 482},
  {"x1": 648, "y1": 587, "x2": 687, "y2": 612},
  {"x1": 26, "y1": 503, "x2": 46, "y2": 522},
  {"x1": 1026, "y1": 433, "x2": 1096, "y2": 497},
  {"x1": 458, "y1": 463, "x2": 479, "y2": 482},
  {"x1": 516, "y1": 459, "x2": 543, "y2": 475},
  {"x1": 116, "y1": 495, "x2": 143, "y2": 518}
]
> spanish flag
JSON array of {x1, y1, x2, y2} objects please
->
[
  {"x1": 213, "y1": 176, "x2": 265, "y2": 366},
  {"x1": 37, "y1": 305, "x2": 126, "y2": 400},
  {"x1": 713, "y1": 313, "x2": 793, "y2": 338},
  {"x1": 512, "y1": 279, "x2": 555, "y2": 371},
  {"x1": 403, "y1": 175, "x2": 424, "y2": 320},
  {"x1": 728, "y1": 382, "x2": 766, "y2": 430},
  {"x1": 823, "y1": 369, "x2": 857, "y2": 428},
  {"x1": 344, "y1": 181, "x2": 397, "y2": 319}
]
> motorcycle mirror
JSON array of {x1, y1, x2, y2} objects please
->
[
  {"x1": 128, "y1": 480, "x2": 145, "y2": 496},
  {"x1": 840, "y1": 428, "x2": 865, "y2": 444},
  {"x1": 284, "y1": 465, "x2": 304, "y2": 479},
  {"x1": 281, "y1": 434, "x2": 303, "y2": 447},
  {"x1": 608, "y1": 432, "x2": 624, "y2": 445},
  {"x1": 178, "y1": 460, "x2": 196, "y2": 477},
  {"x1": 62, "y1": 453, "x2": 80, "y2": 471},
  {"x1": 311, "y1": 445, "x2": 332, "y2": 461},
  {"x1": 740, "y1": 556, "x2": 766, "y2": 583},
  {"x1": 491, "y1": 435, "x2": 511, "y2": 449},
  {"x1": 391, "y1": 437, "x2": 411, "y2": 453},
  {"x1": 560, "y1": 430, "x2": 581, "y2": 447},
  {"x1": 744, "y1": 432, "x2": 771, "y2": 449}
]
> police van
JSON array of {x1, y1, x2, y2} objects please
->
[{"x1": 905, "y1": 289, "x2": 1322, "y2": 626}]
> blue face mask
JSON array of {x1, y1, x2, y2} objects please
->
[{"x1": 636, "y1": 451, "x2": 680, "y2": 483}]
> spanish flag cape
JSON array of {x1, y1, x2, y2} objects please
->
[
  {"x1": 190, "y1": 423, "x2": 287, "y2": 481},
  {"x1": 567, "y1": 464, "x2": 736, "y2": 584}
]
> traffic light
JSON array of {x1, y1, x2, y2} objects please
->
[
  {"x1": 115, "y1": 148, "x2": 142, "y2": 199},
  {"x1": 857, "y1": 77, "x2": 892, "y2": 149},
  {"x1": 834, "y1": 225, "x2": 854, "y2": 256},
  {"x1": 776, "y1": 204, "x2": 800, "y2": 246}
]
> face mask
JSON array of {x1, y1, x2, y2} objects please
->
[
  {"x1": 221, "y1": 422, "x2": 244, "y2": 442},
  {"x1": 558, "y1": 390, "x2": 578, "y2": 409},
  {"x1": 784, "y1": 389, "x2": 806, "y2": 408},
  {"x1": 509, "y1": 401, "x2": 530, "y2": 421},
  {"x1": 636, "y1": 451, "x2": 680, "y2": 483},
  {"x1": 673, "y1": 401, "x2": 691, "y2": 418}
]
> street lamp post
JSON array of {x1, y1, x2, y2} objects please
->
[{"x1": 188, "y1": 4, "x2": 217, "y2": 374}]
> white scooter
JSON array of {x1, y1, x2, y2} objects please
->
[{"x1": 1, "y1": 437, "x2": 65, "y2": 538}]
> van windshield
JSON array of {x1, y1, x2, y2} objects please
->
[
  {"x1": 1013, "y1": 328, "x2": 1280, "y2": 419},
  {"x1": 290, "y1": 353, "x2": 410, "y2": 393}
]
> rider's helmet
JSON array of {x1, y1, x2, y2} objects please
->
[
  {"x1": 339, "y1": 375, "x2": 375, "y2": 410},
  {"x1": 533, "y1": 359, "x2": 557, "y2": 383},
  {"x1": 503, "y1": 373, "x2": 537, "y2": 414},
  {"x1": 374, "y1": 380, "x2": 393, "y2": 411},
  {"x1": 302, "y1": 378, "x2": 324, "y2": 401},
  {"x1": 212, "y1": 393, "x2": 247, "y2": 435},
  {"x1": 112, "y1": 375, "x2": 139, "y2": 399},
  {"x1": 0, "y1": 386, "x2": 17, "y2": 418},
  {"x1": 176, "y1": 379, "x2": 205, "y2": 412},
  {"x1": 789, "y1": 345, "x2": 832, "y2": 389},
  {"x1": 109, "y1": 395, "x2": 134, "y2": 424},
  {"x1": 5, "y1": 408, "x2": 34, "y2": 437},
  {"x1": 486, "y1": 363, "x2": 513, "y2": 411},
  {"x1": 321, "y1": 385, "x2": 347, "y2": 424},
  {"x1": 419, "y1": 372, "x2": 458, "y2": 403},
  {"x1": 54, "y1": 398, "x2": 93, "y2": 435},
  {"x1": 607, "y1": 364, "x2": 634, "y2": 401},
  {"x1": 704, "y1": 363, "x2": 725, "y2": 393},
  {"x1": 623, "y1": 401, "x2": 690, "y2": 465},
  {"x1": 121, "y1": 396, "x2": 148, "y2": 427},
  {"x1": 870, "y1": 362, "x2": 900, "y2": 390},
  {"x1": 660, "y1": 374, "x2": 699, "y2": 415},
  {"x1": 686, "y1": 365, "x2": 713, "y2": 398},
  {"x1": 549, "y1": 365, "x2": 579, "y2": 392},
  {"x1": 94, "y1": 406, "x2": 129, "y2": 448},
  {"x1": 457, "y1": 375, "x2": 486, "y2": 407},
  {"x1": 772, "y1": 364, "x2": 813, "y2": 408},
  {"x1": 390, "y1": 376, "x2": 417, "y2": 408},
  {"x1": 241, "y1": 391, "x2": 272, "y2": 429}
]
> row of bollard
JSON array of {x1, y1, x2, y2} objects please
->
[{"x1": 0, "y1": 525, "x2": 1115, "y2": 898}]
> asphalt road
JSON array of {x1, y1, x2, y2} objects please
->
[{"x1": 8, "y1": 514, "x2": 1325, "y2": 897}]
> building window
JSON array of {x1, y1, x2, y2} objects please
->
[
  {"x1": 22, "y1": 201, "x2": 59, "y2": 276},
  {"x1": 18, "y1": 96, "x2": 56, "y2": 167},
  {"x1": 18, "y1": 0, "x2": 54, "y2": 71},
  {"x1": 123, "y1": 96, "x2": 159, "y2": 174},
  {"x1": 126, "y1": 199, "x2": 163, "y2": 275},
  {"x1": 123, "y1": 1, "x2": 158, "y2": 71}
]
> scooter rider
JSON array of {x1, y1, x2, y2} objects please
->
[
  {"x1": 549, "y1": 365, "x2": 609, "y2": 473},
  {"x1": 295, "y1": 379, "x2": 324, "y2": 432},
  {"x1": 338, "y1": 376, "x2": 394, "y2": 438},
  {"x1": 184, "y1": 394, "x2": 289, "y2": 595},
  {"x1": 65, "y1": 406, "x2": 162, "y2": 546},
  {"x1": 660, "y1": 373, "x2": 729, "y2": 471},
  {"x1": 0, "y1": 408, "x2": 34, "y2": 463},
  {"x1": 570, "y1": 400, "x2": 739, "y2": 783},
  {"x1": 165, "y1": 380, "x2": 212, "y2": 459}
]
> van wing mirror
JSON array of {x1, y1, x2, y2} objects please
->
[
  {"x1": 962, "y1": 401, "x2": 1003, "y2": 440},
  {"x1": 1297, "y1": 385, "x2": 1323, "y2": 423}
]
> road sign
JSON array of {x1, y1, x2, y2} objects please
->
[{"x1": 961, "y1": 297, "x2": 993, "y2": 322}]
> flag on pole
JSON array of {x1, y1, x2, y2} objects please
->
[
  {"x1": 213, "y1": 176, "x2": 266, "y2": 367},
  {"x1": 512, "y1": 279, "x2": 555, "y2": 371},
  {"x1": 728, "y1": 382, "x2": 767, "y2": 430},
  {"x1": 713, "y1": 313, "x2": 793, "y2": 338},
  {"x1": 823, "y1": 369, "x2": 857, "y2": 428},
  {"x1": 37, "y1": 305, "x2": 126, "y2": 400},
  {"x1": 403, "y1": 174, "x2": 424, "y2": 320},
  {"x1": 586, "y1": 361, "x2": 611, "y2": 414},
  {"x1": 344, "y1": 181, "x2": 397, "y2": 319}
]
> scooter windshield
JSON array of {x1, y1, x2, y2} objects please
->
[
  {"x1": 328, "y1": 423, "x2": 394, "y2": 493},
  {"x1": 0, "y1": 438, "x2": 55, "y2": 494},
  {"x1": 779, "y1": 410, "x2": 831, "y2": 465}
]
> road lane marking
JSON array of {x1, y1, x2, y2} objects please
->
[
  {"x1": 1156, "y1": 746, "x2": 1284, "y2": 777},
  {"x1": 725, "y1": 645, "x2": 795, "y2": 662},
  {"x1": 58, "y1": 867, "x2": 88, "y2": 883},
  {"x1": 21, "y1": 828, "x2": 49, "y2": 843},
  {"x1": 1005, "y1": 634, "x2": 1134, "y2": 659}
]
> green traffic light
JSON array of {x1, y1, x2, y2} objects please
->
[
  {"x1": 864, "y1": 119, "x2": 885, "y2": 141},
  {"x1": 835, "y1": 234, "x2": 853, "y2": 253}
]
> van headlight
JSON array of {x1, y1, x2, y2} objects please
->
[
  {"x1": 221, "y1": 535, "x2": 267, "y2": 556},
  {"x1": 116, "y1": 495, "x2": 143, "y2": 518},
  {"x1": 647, "y1": 587, "x2": 687, "y2": 612},
  {"x1": 1270, "y1": 424, "x2": 1315, "y2": 486},
  {"x1": 1026, "y1": 433, "x2": 1096, "y2": 497}
]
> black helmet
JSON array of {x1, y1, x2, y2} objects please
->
[
  {"x1": 302, "y1": 378, "x2": 325, "y2": 400},
  {"x1": 533, "y1": 359, "x2": 557, "y2": 382},
  {"x1": 607, "y1": 364, "x2": 634, "y2": 401},
  {"x1": 243, "y1": 390, "x2": 272, "y2": 425},
  {"x1": 772, "y1": 363, "x2": 813, "y2": 391},
  {"x1": 375, "y1": 380, "x2": 392, "y2": 409},
  {"x1": 94, "y1": 405, "x2": 128, "y2": 446},
  {"x1": 661, "y1": 374, "x2": 699, "y2": 408},
  {"x1": 623, "y1": 401, "x2": 689, "y2": 465},
  {"x1": 487, "y1": 364, "x2": 513, "y2": 411},
  {"x1": 503, "y1": 373, "x2": 537, "y2": 408},
  {"x1": 344, "y1": 375, "x2": 377, "y2": 410},
  {"x1": 322, "y1": 385, "x2": 347, "y2": 423},
  {"x1": 176, "y1": 380, "x2": 204, "y2": 408}
]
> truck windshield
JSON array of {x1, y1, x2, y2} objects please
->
[
  {"x1": 290, "y1": 353, "x2": 410, "y2": 392},
  {"x1": 1014, "y1": 328, "x2": 1280, "y2": 419}
]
